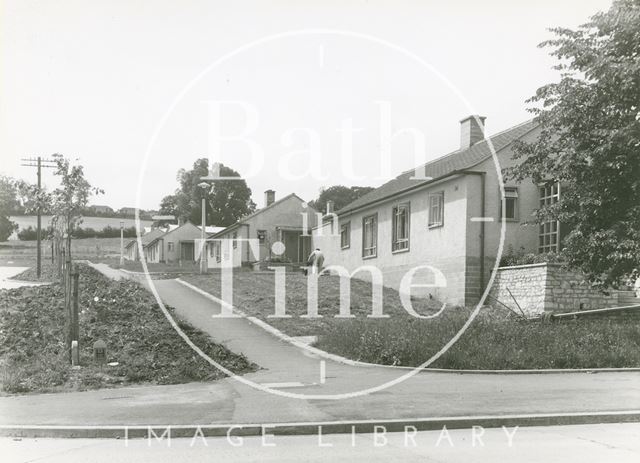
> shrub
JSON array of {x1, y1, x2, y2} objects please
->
[
  {"x1": 0, "y1": 215, "x2": 17, "y2": 241},
  {"x1": 18, "y1": 225, "x2": 139, "y2": 240},
  {"x1": 499, "y1": 245, "x2": 565, "y2": 267}
]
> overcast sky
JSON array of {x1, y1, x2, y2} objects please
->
[{"x1": 1, "y1": 0, "x2": 612, "y2": 211}]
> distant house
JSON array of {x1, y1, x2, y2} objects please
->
[
  {"x1": 145, "y1": 221, "x2": 209, "y2": 263},
  {"x1": 118, "y1": 207, "x2": 138, "y2": 217},
  {"x1": 124, "y1": 228, "x2": 166, "y2": 261},
  {"x1": 207, "y1": 191, "x2": 318, "y2": 269},
  {"x1": 90, "y1": 205, "x2": 114, "y2": 214},
  {"x1": 313, "y1": 116, "x2": 545, "y2": 306}
]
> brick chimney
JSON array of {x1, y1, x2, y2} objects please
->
[
  {"x1": 264, "y1": 190, "x2": 275, "y2": 207},
  {"x1": 460, "y1": 115, "x2": 486, "y2": 149}
]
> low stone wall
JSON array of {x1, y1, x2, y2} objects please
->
[{"x1": 489, "y1": 263, "x2": 619, "y2": 316}]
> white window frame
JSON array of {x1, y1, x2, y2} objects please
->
[
  {"x1": 428, "y1": 192, "x2": 444, "y2": 228},
  {"x1": 501, "y1": 187, "x2": 519, "y2": 222},
  {"x1": 538, "y1": 182, "x2": 561, "y2": 253},
  {"x1": 340, "y1": 222, "x2": 351, "y2": 249},
  {"x1": 167, "y1": 241, "x2": 174, "y2": 252},
  {"x1": 362, "y1": 214, "x2": 378, "y2": 259},
  {"x1": 392, "y1": 202, "x2": 410, "y2": 252}
]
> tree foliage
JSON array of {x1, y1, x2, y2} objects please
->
[
  {"x1": 159, "y1": 159, "x2": 256, "y2": 227},
  {"x1": 308, "y1": 185, "x2": 375, "y2": 213},
  {"x1": 0, "y1": 176, "x2": 19, "y2": 240},
  {"x1": 0, "y1": 176, "x2": 21, "y2": 215},
  {"x1": 0, "y1": 216, "x2": 16, "y2": 241},
  {"x1": 507, "y1": 0, "x2": 640, "y2": 287},
  {"x1": 46, "y1": 155, "x2": 103, "y2": 257}
]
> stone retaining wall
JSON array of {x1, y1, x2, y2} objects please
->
[{"x1": 489, "y1": 263, "x2": 619, "y2": 316}]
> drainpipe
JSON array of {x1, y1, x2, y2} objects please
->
[{"x1": 464, "y1": 171, "x2": 486, "y2": 296}]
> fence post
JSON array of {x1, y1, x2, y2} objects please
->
[
  {"x1": 65, "y1": 258, "x2": 72, "y2": 363},
  {"x1": 71, "y1": 268, "x2": 80, "y2": 366}
]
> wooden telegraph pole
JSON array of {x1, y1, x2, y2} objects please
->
[{"x1": 20, "y1": 157, "x2": 56, "y2": 278}]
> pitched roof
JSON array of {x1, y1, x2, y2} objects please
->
[
  {"x1": 146, "y1": 221, "x2": 202, "y2": 246},
  {"x1": 211, "y1": 193, "x2": 315, "y2": 237},
  {"x1": 338, "y1": 119, "x2": 538, "y2": 215},
  {"x1": 125, "y1": 227, "x2": 166, "y2": 249}
]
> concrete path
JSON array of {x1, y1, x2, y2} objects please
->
[
  {"x1": 1, "y1": 262, "x2": 639, "y2": 429},
  {"x1": 0, "y1": 266, "x2": 49, "y2": 289},
  {"x1": 3, "y1": 423, "x2": 640, "y2": 463}
]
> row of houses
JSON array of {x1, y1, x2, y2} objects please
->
[
  {"x1": 125, "y1": 193, "x2": 318, "y2": 266},
  {"x1": 125, "y1": 221, "x2": 224, "y2": 263},
  {"x1": 314, "y1": 116, "x2": 543, "y2": 306},
  {"x1": 129, "y1": 114, "x2": 573, "y2": 307}
]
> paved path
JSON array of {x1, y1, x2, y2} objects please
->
[
  {"x1": 0, "y1": 266, "x2": 49, "y2": 289},
  {"x1": 3, "y1": 423, "x2": 640, "y2": 463},
  {"x1": 1, "y1": 263, "x2": 639, "y2": 428}
]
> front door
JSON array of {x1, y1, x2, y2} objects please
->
[
  {"x1": 181, "y1": 242, "x2": 195, "y2": 261},
  {"x1": 282, "y1": 230, "x2": 300, "y2": 262},
  {"x1": 299, "y1": 235, "x2": 311, "y2": 264}
]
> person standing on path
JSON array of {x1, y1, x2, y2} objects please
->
[{"x1": 307, "y1": 248, "x2": 324, "y2": 275}]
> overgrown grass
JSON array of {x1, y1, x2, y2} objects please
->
[
  {"x1": 185, "y1": 271, "x2": 640, "y2": 369},
  {"x1": 183, "y1": 272, "x2": 443, "y2": 337},
  {"x1": 315, "y1": 307, "x2": 640, "y2": 369},
  {"x1": 0, "y1": 264, "x2": 256, "y2": 394}
]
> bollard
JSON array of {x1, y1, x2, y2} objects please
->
[
  {"x1": 93, "y1": 340, "x2": 107, "y2": 365},
  {"x1": 71, "y1": 340, "x2": 79, "y2": 366}
]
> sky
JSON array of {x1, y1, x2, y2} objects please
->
[{"x1": 1, "y1": 0, "x2": 613, "y2": 211}]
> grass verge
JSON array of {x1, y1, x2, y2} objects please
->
[
  {"x1": 0, "y1": 264, "x2": 256, "y2": 394},
  {"x1": 315, "y1": 308, "x2": 640, "y2": 369},
  {"x1": 183, "y1": 272, "x2": 640, "y2": 369}
]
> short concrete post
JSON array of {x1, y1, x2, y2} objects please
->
[{"x1": 71, "y1": 340, "x2": 79, "y2": 366}]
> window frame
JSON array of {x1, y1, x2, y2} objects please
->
[
  {"x1": 340, "y1": 221, "x2": 351, "y2": 250},
  {"x1": 391, "y1": 202, "x2": 410, "y2": 253},
  {"x1": 428, "y1": 192, "x2": 444, "y2": 228},
  {"x1": 538, "y1": 182, "x2": 561, "y2": 253},
  {"x1": 501, "y1": 186, "x2": 519, "y2": 222},
  {"x1": 167, "y1": 241, "x2": 174, "y2": 252},
  {"x1": 361, "y1": 213, "x2": 378, "y2": 259}
]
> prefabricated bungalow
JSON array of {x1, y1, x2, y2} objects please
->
[
  {"x1": 145, "y1": 221, "x2": 206, "y2": 263},
  {"x1": 207, "y1": 191, "x2": 319, "y2": 269},
  {"x1": 124, "y1": 227, "x2": 166, "y2": 261},
  {"x1": 313, "y1": 116, "x2": 549, "y2": 307}
]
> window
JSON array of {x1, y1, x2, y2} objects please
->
[
  {"x1": 392, "y1": 203, "x2": 410, "y2": 252},
  {"x1": 167, "y1": 242, "x2": 174, "y2": 252},
  {"x1": 502, "y1": 187, "x2": 519, "y2": 221},
  {"x1": 340, "y1": 222, "x2": 350, "y2": 249},
  {"x1": 538, "y1": 182, "x2": 560, "y2": 253},
  {"x1": 232, "y1": 231, "x2": 237, "y2": 249},
  {"x1": 362, "y1": 214, "x2": 377, "y2": 258},
  {"x1": 257, "y1": 230, "x2": 266, "y2": 243},
  {"x1": 428, "y1": 192, "x2": 444, "y2": 228}
]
